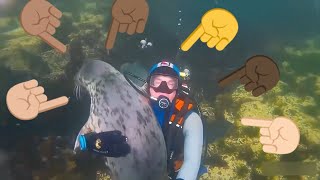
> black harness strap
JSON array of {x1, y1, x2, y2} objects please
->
[{"x1": 166, "y1": 97, "x2": 194, "y2": 179}]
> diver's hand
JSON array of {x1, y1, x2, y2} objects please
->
[
  {"x1": 81, "y1": 130, "x2": 131, "y2": 157},
  {"x1": 105, "y1": 0, "x2": 149, "y2": 49},
  {"x1": 181, "y1": 8, "x2": 238, "y2": 51},
  {"x1": 241, "y1": 117, "x2": 300, "y2": 154},
  {"x1": 6, "y1": 79, "x2": 69, "y2": 120},
  {"x1": 20, "y1": 0, "x2": 66, "y2": 53}
]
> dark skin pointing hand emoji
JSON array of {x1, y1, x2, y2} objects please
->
[
  {"x1": 219, "y1": 55, "x2": 280, "y2": 97},
  {"x1": 105, "y1": 0, "x2": 149, "y2": 50}
]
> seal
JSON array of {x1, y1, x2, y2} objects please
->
[{"x1": 73, "y1": 60, "x2": 167, "y2": 180}]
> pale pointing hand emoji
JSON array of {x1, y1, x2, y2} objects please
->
[
  {"x1": 20, "y1": 0, "x2": 66, "y2": 53},
  {"x1": 6, "y1": 79, "x2": 69, "y2": 121},
  {"x1": 241, "y1": 117, "x2": 300, "y2": 154},
  {"x1": 181, "y1": 8, "x2": 238, "y2": 52}
]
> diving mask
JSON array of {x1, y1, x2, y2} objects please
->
[{"x1": 149, "y1": 75, "x2": 179, "y2": 94}]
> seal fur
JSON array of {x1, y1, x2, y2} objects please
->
[{"x1": 73, "y1": 60, "x2": 167, "y2": 180}]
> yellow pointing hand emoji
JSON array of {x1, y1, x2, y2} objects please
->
[{"x1": 181, "y1": 8, "x2": 238, "y2": 52}]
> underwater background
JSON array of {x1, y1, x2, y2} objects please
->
[{"x1": 0, "y1": 0, "x2": 320, "y2": 179}]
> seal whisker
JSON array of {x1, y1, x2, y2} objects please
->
[
  {"x1": 76, "y1": 85, "x2": 79, "y2": 100},
  {"x1": 76, "y1": 85, "x2": 78, "y2": 100},
  {"x1": 77, "y1": 85, "x2": 80, "y2": 100},
  {"x1": 73, "y1": 85, "x2": 77, "y2": 100},
  {"x1": 75, "y1": 85, "x2": 78, "y2": 100},
  {"x1": 78, "y1": 84, "x2": 82, "y2": 99}
]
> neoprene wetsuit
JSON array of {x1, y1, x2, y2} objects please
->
[
  {"x1": 154, "y1": 106, "x2": 203, "y2": 180},
  {"x1": 175, "y1": 111, "x2": 203, "y2": 180}
]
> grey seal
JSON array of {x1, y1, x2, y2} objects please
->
[{"x1": 73, "y1": 60, "x2": 167, "y2": 180}]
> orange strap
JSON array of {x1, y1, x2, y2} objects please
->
[
  {"x1": 169, "y1": 98, "x2": 194, "y2": 126},
  {"x1": 174, "y1": 160, "x2": 183, "y2": 172}
]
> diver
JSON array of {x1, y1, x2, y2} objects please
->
[{"x1": 147, "y1": 61, "x2": 206, "y2": 180}]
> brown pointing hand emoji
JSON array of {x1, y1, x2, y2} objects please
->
[
  {"x1": 20, "y1": 0, "x2": 66, "y2": 53},
  {"x1": 219, "y1": 55, "x2": 280, "y2": 97},
  {"x1": 241, "y1": 117, "x2": 300, "y2": 154},
  {"x1": 105, "y1": 0, "x2": 149, "y2": 50},
  {"x1": 6, "y1": 79, "x2": 69, "y2": 121}
]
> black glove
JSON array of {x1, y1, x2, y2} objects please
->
[{"x1": 79, "y1": 130, "x2": 130, "y2": 157}]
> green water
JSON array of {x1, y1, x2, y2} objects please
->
[{"x1": 0, "y1": 0, "x2": 319, "y2": 179}]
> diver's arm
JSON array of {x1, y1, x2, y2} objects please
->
[{"x1": 176, "y1": 112, "x2": 203, "y2": 180}]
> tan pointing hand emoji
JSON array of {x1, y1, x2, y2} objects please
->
[
  {"x1": 20, "y1": 0, "x2": 66, "y2": 53},
  {"x1": 6, "y1": 79, "x2": 69, "y2": 121},
  {"x1": 241, "y1": 117, "x2": 300, "y2": 154}
]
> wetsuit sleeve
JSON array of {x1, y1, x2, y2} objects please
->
[{"x1": 176, "y1": 112, "x2": 203, "y2": 180}]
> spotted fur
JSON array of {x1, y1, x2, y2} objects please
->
[{"x1": 73, "y1": 60, "x2": 167, "y2": 180}]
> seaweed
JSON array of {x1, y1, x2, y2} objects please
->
[{"x1": 200, "y1": 36, "x2": 320, "y2": 180}]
